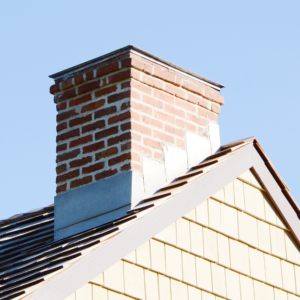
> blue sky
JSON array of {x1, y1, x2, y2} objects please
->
[{"x1": 0, "y1": 1, "x2": 299, "y2": 219}]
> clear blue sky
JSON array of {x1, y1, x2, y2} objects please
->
[{"x1": 0, "y1": 1, "x2": 299, "y2": 219}]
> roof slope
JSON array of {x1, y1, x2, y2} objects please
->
[{"x1": 0, "y1": 138, "x2": 299, "y2": 300}]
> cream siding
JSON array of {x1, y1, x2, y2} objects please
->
[{"x1": 65, "y1": 170, "x2": 300, "y2": 300}]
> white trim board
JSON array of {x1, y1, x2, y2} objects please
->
[{"x1": 26, "y1": 143, "x2": 300, "y2": 300}]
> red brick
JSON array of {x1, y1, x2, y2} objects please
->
[
  {"x1": 155, "y1": 152, "x2": 163, "y2": 160},
  {"x1": 187, "y1": 92, "x2": 209, "y2": 109},
  {"x1": 69, "y1": 156, "x2": 92, "y2": 168},
  {"x1": 120, "y1": 163, "x2": 131, "y2": 171},
  {"x1": 95, "y1": 126, "x2": 118, "y2": 140},
  {"x1": 95, "y1": 106, "x2": 117, "y2": 119},
  {"x1": 141, "y1": 74, "x2": 164, "y2": 90},
  {"x1": 69, "y1": 115, "x2": 92, "y2": 127},
  {"x1": 82, "y1": 162, "x2": 104, "y2": 174},
  {"x1": 211, "y1": 103, "x2": 221, "y2": 114},
  {"x1": 120, "y1": 122, "x2": 130, "y2": 132},
  {"x1": 153, "y1": 90, "x2": 174, "y2": 104},
  {"x1": 56, "y1": 164, "x2": 67, "y2": 174},
  {"x1": 56, "y1": 184, "x2": 66, "y2": 193},
  {"x1": 56, "y1": 102, "x2": 67, "y2": 111},
  {"x1": 56, "y1": 129, "x2": 79, "y2": 142},
  {"x1": 94, "y1": 85, "x2": 118, "y2": 98},
  {"x1": 131, "y1": 101, "x2": 152, "y2": 115},
  {"x1": 209, "y1": 112, "x2": 218, "y2": 122},
  {"x1": 86, "y1": 71, "x2": 94, "y2": 81},
  {"x1": 130, "y1": 80, "x2": 152, "y2": 95},
  {"x1": 182, "y1": 81, "x2": 205, "y2": 96},
  {"x1": 142, "y1": 94, "x2": 163, "y2": 109},
  {"x1": 132, "y1": 132, "x2": 141, "y2": 142},
  {"x1": 96, "y1": 62, "x2": 119, "y2": 77},
  {"x1": 70, "y1": 176, "x2": 92, "y2": 189},
  {"x1": 175, "y1": 98, "x2": 196, "y2": 112},
  {"x1": 165, "y1": 124, "x2": 185, "y2": 138},
  {"x1": 176, "y1": 139, "x2": 185, "y2": 148},
  {"x1": 153, "y1": 130, "x2": 174, "y2": 144},
  {"x1": 154, "y1": 111, "x2": 175, "y2": 124},
  {"x1": 82, "y1": 120, "x2": 105, "y2": 134},
  {"x1": 54, "y1": 88, "x2": 76, "y2": 103},
  {"x1": 69, "y1": 94, "x2": 92, "y2": 107},
  {"x1": 187, "y1": 113, "x2": 207, "y2": 126},
  {"x1": 108, "y1": 69, "x2": 131, "y2": 84},
  {"x1": 176, "y1": 119, "x2": 197, "y2": 132},
  {"x1": 50, "y1": 83, "x2": 60, "y2": 94},
  {"x1": 165, "y1": 84, "x2": 186, "y2": 99},
  {"x1": 198, "y1": 107, "x2": 210, "y2": 118},
  {"x1": 56, "y1": 149, "x2": 80, "y2": 163},
  {"x1": 78, "y1": 80, "x2": 100, "y2": 95},
  {"x1": 95, "y1": 147, "x2": 118, "y2": 160},
  {"x1": 165, "y1": 104, "x2": 185, "y2": 118},
  {"x1": 83, "y1": 141, "x2": 105, "y2": 154},
  {"x1": 108, "y1": 111, "x2": 130, "y2": 125},
  {"x1": 154, "y1": 68, "x2": 176, "y2": 84},
  {"x1": 204, "y1": 90, "x2": 224, "y2": 105},
  {"x1": 95, "y1": 169, "x2": 117, "y2": 181},
  {"x1": 130, "y1": 141, "x2": 152, "y2": 156},
  {"x1": 108, "y1": 132, "x2": 131, "y2": 146},
  {"x1": 142, "y1": 115, "x2": 163, "y2": 129},
  {"x1": 56, "y1": 122, "x2": 67, "y2": 132},
  {"x1": 81, "y1": 99, "x2": 105, "y2": 113},
  {"x1": 57, "y1": 109, "x2": 79, "y2": 122},
  {"x1": 61, "y1": 78, "x2": 73, "y2": 90},
  {"x1": 56, "y1": 169, "x2": 79, "y2": 184},
  {"x1": 130, "y1": 122, "x2": 152, "y2": 136},
  {"x1": 121, "y1": 102, "x2": 130, "y2": 111},
  {"x1": 108, "y1": 152, "x2": 131, "y2": 166},
  {"x1": 56, "y1": 143, "x2": 67, "y2": 153},
  {"x1": 122, "y1": 58, "x2": 153, "y2": 74},
  {"x1": 74, "y1": 74, "x2": 84, "y2": 85},
  {"x1": 107, "y1": 90, "x2": 130, "y2": 104},
  {"x1": 144, "y1": 137, "x2": 163, "y2": 150},
  {"x1": 69, "y1": 135, "x2": 93, "y2": 148}
]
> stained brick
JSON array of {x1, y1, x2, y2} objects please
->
[
  {"x1": 56, "y1": 164, "x2": 67, "y2": 174},
  {"x1": 165, "y1": 124, "x2": 185, "y2": 138},
  {"x1": 56, "y1": 149, "x2": 80, "y2": 163},
  {"x1": 108, "y1": 152, "x2": 131, "y2": 166},
  {"x1": 107, "y1": 90, "x2": 130, "y2": 103},
  {"x1": 69, "y1": 156, "x2": 92, "y2": 168},
  {"x1": 70, "y1": 176, "x2": 92, "y2": 189},
  {"x1": 69, "y1": 135, "x2": 93, "y2": 148},
  {"x1": 54, "y1": 88, "x2": 76, "y2": 103},
  {"x1": 83, "y1": 141, "x2": 105, "y2": 154},
  {"x1": 78, "y1": 80, "x2": 100, "y2": 95},
  {"x1": 95, "y1": 126, "x2": 118, "y2": 140},
  {"x1": 187, "y1": 113, "x2": 207, "y2": 126},
  {"x1": 94, "y1": 85, "x2": 118, "y2": 98},
  {"x1": 96, "y1": 62, "x2": 119, "y2": 77},
  {"x1": 95, "y1": 147, "x2": 118, "y2": 160},
  {"x1": 56, "y1": 129, "x2": 80, "y2": 142},
  {"x1": 57, "y1": 110, "x2": 79, "y2": 122},
  {"x1": 95, "y1": 106, "x2": 117, "y2": 119},
  {"x1": 81, "y1": 99, "x2": 105, "y2": 113},
  {"x1": 56, "y1": 122, "x2": 67, "y2": 132},
  {"x1": 82, "y1": 120, "x2": 105, "y2": 133},
  {"x1": 82, "y1": 162, "x2": 104, "y2": 174},
  {"x1": 69, "y1": 94, "x2": 92, "y2": 107},
  {"x1": 95, "y1": 169, "x2": 118, "y2": 180},
  {"x1": 56, "y1": 169, "x2": 79, "y2": 183},
  {"x1": 108, "y1": 132, "x2": 131, "y2": 146}
]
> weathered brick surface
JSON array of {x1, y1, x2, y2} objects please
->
[{"x1": 52, "y1": 50, "x2": 223, "y2": 194}]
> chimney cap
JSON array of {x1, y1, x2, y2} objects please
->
[{"x1": 49, "y1": 45, "x2": 225, "y2": 90}]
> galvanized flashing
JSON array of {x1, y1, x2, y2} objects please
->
[{"x1": 48, "y1": 45, "x2": 225, "y2": 90}]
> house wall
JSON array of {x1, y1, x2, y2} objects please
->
[{"x1": 64, "y1": 169, "x2": 300, "y2": 300}]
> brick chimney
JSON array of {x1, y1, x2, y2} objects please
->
[{"x1": 50, "y1": 46, "x2": 224, "y2": 240}]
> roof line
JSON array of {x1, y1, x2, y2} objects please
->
[{"x1": 48, "y1": 45, "x2": 225, "y2": 90}]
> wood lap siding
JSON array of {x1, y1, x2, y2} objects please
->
[{"x1": 65, "y1": 170, "x2": 300, "y2": 300}]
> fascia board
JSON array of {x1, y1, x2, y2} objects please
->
[
  {"x1": 252, "y1": 147, "x2": 300, "y2": 244},
  {"x1": 26, "y1": 144, "x2": 254, "y2": 300}
]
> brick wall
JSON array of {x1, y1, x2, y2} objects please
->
[{"x1": 50, "y1": 51, "x2": 224, "y2": 194}]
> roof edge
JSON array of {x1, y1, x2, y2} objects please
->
[{"x1": 49, "y1": 45, "x2": 225, "y2": 90}]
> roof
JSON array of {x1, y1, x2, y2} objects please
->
[
  {"x1": 48, "y1": 45, "x2": 225, "y2": 90},
  {"x1": 1, "y1": 137, "x2": 299, "y2": 300}
]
